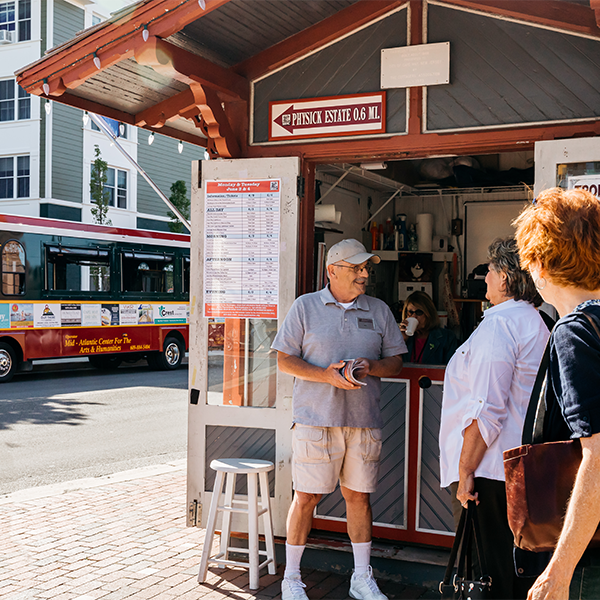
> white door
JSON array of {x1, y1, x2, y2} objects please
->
[
  {"x1": 187, "y1": 157, "x2": 300, "y2": 537},
  {"x1": 535, "y1": 137, "x2": 600, "y2": 197}
]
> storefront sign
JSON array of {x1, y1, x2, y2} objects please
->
[
  {"x1": 203, "y1": 179, "x2": 280, "y2": 319},
  {"x1": 568, "y1": 174, "x2": 600, "y2": 199},
  {"x1": 269, "y1": 93, "x2": 386, "y2": 141}
]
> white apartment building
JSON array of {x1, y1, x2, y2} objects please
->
[{"x1": 0, "y1": 0, "x2": 201, "y2": 230}]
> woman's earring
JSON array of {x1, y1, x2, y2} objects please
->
[{"x1": 535, "y1": 277, "x2": 547, "y2": 291}]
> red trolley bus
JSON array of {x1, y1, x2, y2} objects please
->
[{"x1": 0, "y1": 213, "x2": 190, "y2": 382}]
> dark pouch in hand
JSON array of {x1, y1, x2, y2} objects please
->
[{"x1": 440, "y1": 501, "x2": 492, "y2": 599}]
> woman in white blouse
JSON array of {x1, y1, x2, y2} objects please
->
[{"x1": 439, "y1": 238, "x2": 550, "y2": 600}]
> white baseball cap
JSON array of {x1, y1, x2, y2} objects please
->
[{"x1": 326, "y1": 239, "x2": 381, "y2": 267}]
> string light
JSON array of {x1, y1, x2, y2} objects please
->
[
  {"x1": 178, "y1": 140, "x2": 183, "y2": 153},
  {"x1": 119, "y1": 123, "x2": 125, "y2": 137},
  {"x1": 82, "y1": 111, "x2": 89, "y2": 126},
  {"x1": 142, "y1": 24, "x2": 149, "y2": 42},
  {"x1": 93, "y1": 53, "x2": 101, "y2": 69},
  {"x1": 148, "y1": 132, "x2": 155, "y2": 145},
  {"x1": 42, "y1": 79, "x2": 50, "y2": 95},
  {"x1": 44, "y1": 99, "x2": 51, "y2": 115},
  {"x1": 198, "y1": 0, "x2": 205, "y2": 9}
]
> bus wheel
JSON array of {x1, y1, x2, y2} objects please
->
[
  {"x1": 150, "y1": 336, "x2": 184, "y2": 371},
  {"x1": 89, "y1": 355, "x2": 122, "y2": 370},
  {"x1": 0, "y1": 342, "x2": 17, "y2": 383}
]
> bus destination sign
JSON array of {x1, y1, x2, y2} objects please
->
[{"x1": 269, "y1": 92, "x2": 386, "y2": 141}]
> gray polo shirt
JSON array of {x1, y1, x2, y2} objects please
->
[{"x1": 272, "y1": 286, "x2": 406, "y2": 428}]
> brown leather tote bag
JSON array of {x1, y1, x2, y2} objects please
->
[{"x1": 503, "y1": 312, "x2": 600, "y2": 553}]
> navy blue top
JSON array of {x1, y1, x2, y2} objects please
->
[{"x1": 543, "y1": 303, "x2": 600, "y2": 443}]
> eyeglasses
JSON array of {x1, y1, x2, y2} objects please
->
[
  {"x1": 406, "y1": 309, "x2": 424, "y2": 317},
  {"x1": 333, "y1": 263, "x2": 373, "y2": 275}
]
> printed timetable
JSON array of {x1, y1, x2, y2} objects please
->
[{"x1": 203, "y1": 179, "x2": 280, "y2": 319}]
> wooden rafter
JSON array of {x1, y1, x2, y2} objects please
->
[
  {"x1": 134, "y1": 37, "x2": 248, "y2": 101},
  {"x1": 16, "y1": 0, "x2": 233, "y2": 95},
  {"x1": 47, "y1": 91, "x2": 208, "y2": 147},
  {"x1": 439, "y1": 0, "x2": 600, "y2": 37},
  {"x1": 234, "y1": 0, "x2": 408, "y2": 81},
  {"x1": 134, "y1": 83, "x2": 241, "y2": 158}
]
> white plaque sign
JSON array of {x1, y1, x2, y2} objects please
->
[{"x1": 381, "y1": 42, "x2": 450, "y2": 89}]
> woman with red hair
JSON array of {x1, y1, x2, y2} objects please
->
[{"x1": 514, "y1": 187, "x2": 600, "y2": 600}]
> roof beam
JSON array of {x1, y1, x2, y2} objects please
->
[
  {"x1": 134, "y1": 37, "x2": 248, "y2": 101},
  {"x1": 440, "y1": 0, "x2": 600, "y2": 37},
  {"x1": 17, "y1": 0, "x2": 233, "y2": 95},
  {"x1": 45, "y1": 91, "x2": 208, "y2": 148},
  {"x1": 234, "y1": 0, "x2": 408, "y2": 81}
]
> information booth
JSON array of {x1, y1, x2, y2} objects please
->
[{"x1": 15, "y1": 0, "x2": 600, "y2": 552}]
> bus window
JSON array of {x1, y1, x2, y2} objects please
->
[
  {"x1": 46, "y1": 245, "x2": 110, "y2": 292},
  {"x1": 183, "y1": 256, "x2": 190, "y2": 294},
  {"x1": 1, "y1": 240, "x2": 26, "y2": 295},
  {"x1": 121, "y1": 251, "x2": 174, "y2": 293}
]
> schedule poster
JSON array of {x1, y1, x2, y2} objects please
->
[{"x1": 203, "y1": 179, "x2": 280, "y2": 319}]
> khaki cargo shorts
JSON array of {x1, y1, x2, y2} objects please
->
[{"x1": 291, "y1": 424, "x2": 382, "y2": 494}]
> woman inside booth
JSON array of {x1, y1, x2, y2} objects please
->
[{"x1": 399, "y1": 291, "x2": 458, "y2": 365}]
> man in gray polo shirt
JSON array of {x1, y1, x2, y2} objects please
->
[{"x1": 272, "y1": 239, "x2": 406, "y2": 600}]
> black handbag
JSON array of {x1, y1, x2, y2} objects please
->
[{"x1": 440, "y1": 501, "x2": 492, "y2": 599}]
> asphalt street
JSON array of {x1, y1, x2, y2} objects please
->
[{"x1": 0, "y1": 361, "x2": 188, "y2": 494}]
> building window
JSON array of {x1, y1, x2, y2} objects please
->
[
  {"x1": 91, "y1": 116, "x2": 127, "y2": 138},
  {"x1": 106, "y1": 167, "x2": 127, "y2": 209},
  {"x1": 0, "y1": 79, "x2": 30, "y2": 122},
  {"x1": 0, "y1": 155, "x2": 29, "y2": 198},
  {"x1": 1, "y1": 240, "x2": 25, "y2": 295},
  {"x1": 92, "y1": 14, "x2": 101, "y2": 26},
  {"x1": 0, "y1": 0, "x2": 30, "y2": 42}
]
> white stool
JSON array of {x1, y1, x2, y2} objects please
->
[{"x1": 197, "y1": 458, "x2": 277, "y2": 589}]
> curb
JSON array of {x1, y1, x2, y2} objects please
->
[{"x1": 0, "y1": 458, "x2": 186, "y2": 505}]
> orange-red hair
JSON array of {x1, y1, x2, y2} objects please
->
[{"x1": 514, "y1": 187, "x2": 600, "y2": 291}]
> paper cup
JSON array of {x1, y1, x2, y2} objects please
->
[{"x1": 405, "y1": 317, "x2": 419, "y2": 336}]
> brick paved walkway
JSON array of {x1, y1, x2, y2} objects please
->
[{"x1": 0, "y1": 467, "x2": 435, "y2": 599}]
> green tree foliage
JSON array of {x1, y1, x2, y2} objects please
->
[
  {"x1": 89, "y1": 145, "x2": 111, "y2": 291},
  {"x1": 90, "y1": 145, "x2": 112, "y2": 226},
  {"x1": 167, "y1": 180, "x2": 190, "y2": 233}
]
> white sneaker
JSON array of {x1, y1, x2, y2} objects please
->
[
  {"x1": 349, "y1": 566, "x2": 388, "y2": 600},
  {"x1": 282, "y1": 574, "x2": 309, "y2": 600}
]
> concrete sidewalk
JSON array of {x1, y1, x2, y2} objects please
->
[{"x1": 0, "y1": 462, "x2": 436, "y2": 599}]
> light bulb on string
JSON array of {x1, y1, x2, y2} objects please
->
[
  {"x1": 42, "y1": 80, "x2": 50, "y2": 95},
  {"x1": 82, "y1": 111, "x2": 89, "y2": 126},
  {"x1": 93, "y1": 53, "x2": 101, "y2": 69},
  {"x1": 44, "y1": 99, "x2": 51, "y2": 115},
  {"x1": 142, "y1": 25, "x2": 149, "y2": 42},
  {"x1": 198, "y1": 0, "x2": 206, "y2": 9},
  {"x1": 119, "y1": 123, "x2": 125, "y2": 137},
  {"x1": 178, "y1": 140, "x2": 183, "y2": 154},
  {"x1": 148, "y1": 132, "x2": 155, "y2": 145}
]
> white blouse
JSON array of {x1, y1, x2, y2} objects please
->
[{"x1": 439, "y1": 299, "x2": 550, "y2": 487}]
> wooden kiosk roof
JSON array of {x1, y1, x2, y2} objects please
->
[{"x1": 16, "y1": 0, "x2": 600, "y2": 160}]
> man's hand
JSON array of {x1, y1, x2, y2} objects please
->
[
  {"x1": 351, "y1": 357, "x2": 372, "y2": 379},
  {"x1": 325, "y1": 361, "x2": 361, "y2": 390}
]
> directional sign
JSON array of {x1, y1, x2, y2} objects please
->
[{"x1": 269, "y1": 92, "x2": 386, "y2": 141}]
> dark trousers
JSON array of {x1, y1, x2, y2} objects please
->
[{"x1": 450, "y1": 478, "x2": 534, "y2": 600}]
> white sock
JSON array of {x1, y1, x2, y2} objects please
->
[
  {"x1": 352, "y1": 541, "x2": 372, "y2": 576},
  {"x1": 284, "y1": 542, "x2": 305, "y2": 579}
]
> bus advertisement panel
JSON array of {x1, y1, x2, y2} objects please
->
[{"x1": 0, "y1": 214, "x2": 190, "y2": 382}]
